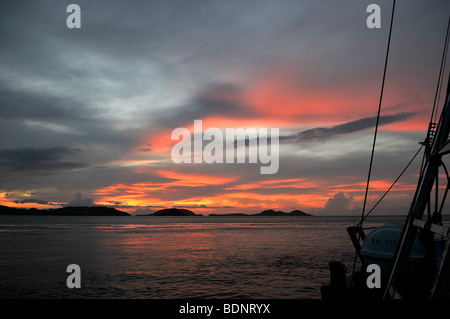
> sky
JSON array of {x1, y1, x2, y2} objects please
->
[{"x1": 0, "y1": 0, "x2": 449, "y2": 216}]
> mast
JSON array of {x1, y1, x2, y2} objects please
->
[{"x1": 384, "y1": 77, "x2": 450, "y2": 299}]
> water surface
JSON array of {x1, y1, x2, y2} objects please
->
[{"x1": 0, "y1": 215, "x2": 407, "y2": 299}]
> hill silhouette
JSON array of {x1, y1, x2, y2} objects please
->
[
  {"x1": 0, "y1": 205, "x2": 310, "y2": 217},
  {"x1": 0, "y1": 205, "x2": 129, "y2": 216},
  {"x1": 209, "y1": 209, "x2": 311, "y2": 216},
  {"x1": 137, "y1": 208, "x2": 202, "y2": 216}
]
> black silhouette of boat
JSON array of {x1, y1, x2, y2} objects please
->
[{"x1": 321, "y1": 7, "x2": 450, "y2": 299}]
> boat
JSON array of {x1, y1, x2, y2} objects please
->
[{"x1": 321, "y1": 10, "x2": 450, "y2": 300}]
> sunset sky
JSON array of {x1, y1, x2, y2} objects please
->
[{"x1": 0, "y1": 0, "x2": 449, "y2": 215}]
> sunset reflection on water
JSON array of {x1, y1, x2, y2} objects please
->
[{"x1": 0, "y1": 215, "x2": 400, "y2": 299}]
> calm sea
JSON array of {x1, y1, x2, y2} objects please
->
[{"x1": 0, "y1": 215, "x2": 408, "y2": 299}]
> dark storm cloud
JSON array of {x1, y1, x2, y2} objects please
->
[
  {"x1": 0, "y1": 87, "x2": 76, "y2": 121},
  {"x1": 0, "y1": 81, "x2": 141, "y2": 152},
  {"x1": 282, "y1": 112, "x2": 416, "y2": 143},
  {"x1": 155, "y1": 83, "x2": 254, "y2": 128},
  {"x1": 0, "y1": 147, "x2": 86, "y2": 172},
  {"x1": 13, "y1": 198, "x2": 52, "y2": 205}
]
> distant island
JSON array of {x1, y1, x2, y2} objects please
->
[
  {"x1": 0, "y1": 205, "x2": 311, "y2": 217},
  {"x1": 136, "y1": 208, "x2": 202, "y2": 216},
  {"x1": 136, "y1": 208, "x2": 311, "y2": 217},
  {"x1": 0, "y1": 205, "x2": 129, "y2": 216},
  {"x1": 209, "y1": 209, "x2": 312, "y2": 216}
]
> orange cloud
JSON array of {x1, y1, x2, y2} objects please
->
[
  {"x1": 156, "y1": 170, "x2": 238, "y2": 186},
  {"x1": 0, "y1": 192, "x2": 60, "y2": 210},
  {"x1": 225, "y1": 177, "x2": 319, "y2": 191},
  {"x1": 243, "y1": 70, "x2": 377, "y2": 123}
]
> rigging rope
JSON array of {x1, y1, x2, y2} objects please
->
[
  {"x1": 359, "y1": 0, "x2": 396, "y2": 228},
  {"x1": 349, "y1": 1, "x2": 396, "y2": 286},
  {"x1": 358, "y1": 144, "x2": 423, "y2": 226},
  {"x1": 431, "y1": 17, "x2": 450, "y2": 125}
]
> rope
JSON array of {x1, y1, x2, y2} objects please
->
[
  {"x1": 349, "y1": 0, "x2": 396, "y2": 286},
  {"x1": 349, "y1": 144, "x2": 422, "y2": 289},
  {"x1": 359, "y1": 0, "x2": 396, "y2": 228},
  {"x1": 358, "y1": 144, "x2": 423, "y2": 226},
  {"x1": 431, "y1": 17, "x2": 450, "y2": 124}
]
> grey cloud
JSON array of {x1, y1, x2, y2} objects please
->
[
  {"x1": 13, "y1": 198, "x2": 52, "y2": 205},
  {"x1": 311, "y1": 191, "x2": 361, "y2": 215},
  {"x1": 155, "y1": 82, "x2": 254, "y2": 129},
  {"x1": 0, "y1": 88, "x2": 76, "y2": 121},
  {"x1": 324, "y1": 192, "x2": 353, "y2": 211},
  {"x1": 0, "y1": 80, "x2": 141, "y2": 150},
  {"x1": 65, "y1": 193, "x2": 96, "y2": 207},
  {"x1": 282, "y1": 112, "x2": 416, "y2": 143},
  {"x1": 138, "y1": 144, "x2": 153, "y2": 152},
  {"x1": 0, "y1": 147, "x2": 87, "y2": 172}
]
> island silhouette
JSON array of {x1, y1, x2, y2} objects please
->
[
  {"x1": 0, "y1": 205, "x2": 129, "y2": 216},
  {"x1": 0, "y1": 205, "x2": 311, "y2": 217},
  {"x1": 134, "y1": 208, "x2": 312, "y2": 216},
  {"x1": 209, "y1": 209, "x2": 312, "y2": 216},
  {"x1": 137, "y1": 208, "x2": 202, "y2": 216}
]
